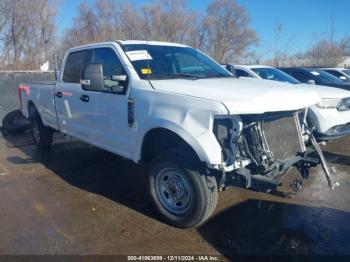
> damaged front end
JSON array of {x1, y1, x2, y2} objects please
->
[{"x1": 213, "y1": 109, "x2": 339, "y2": 193}]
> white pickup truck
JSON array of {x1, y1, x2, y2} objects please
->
[{"x1": 18, "y1": 41, "x2": 337, "y2": 228}]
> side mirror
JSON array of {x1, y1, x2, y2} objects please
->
[
  {"x1": 340, "y1": 76, "x2": 347, "y2": 81},
  {"x1": 81, "y1": 63, "x2": 104, "y2": 91},
  {"x1": 225, "y1": 64, "x2": 237, "y2": 78},
  {"x1": 307, "y1": 79, "x2": 316, "y2": 85}
]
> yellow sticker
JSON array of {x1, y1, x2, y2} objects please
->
[{"x1": 141, "y1": 68, "x2": 152, "y2": 75}]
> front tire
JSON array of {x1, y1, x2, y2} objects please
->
[
  {"x1": 31, "y1": 112, "x2": 53, "y2": 150},
  {"x1": 148, "y1": 152, "x2": 218, "y2": 228}
]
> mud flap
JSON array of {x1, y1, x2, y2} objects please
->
[{"x1": 309, "y1": 132, "x2": 340, "y2": 190}]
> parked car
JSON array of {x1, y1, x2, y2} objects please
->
[
  {"x1": 19, "y1": 41, "x2": 333, "y2": 228},
  {"x1": 226, "y1": 65, "x2": 350, "y2": 141},
  {"x1": 321, "y1": 68, "x2": 350, "y2": 82},
  {"x1": 278, "y1": 67, "x2": 350, "y2": 91}
]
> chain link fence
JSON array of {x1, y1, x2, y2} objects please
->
[{"x1": 0, "y1": 72, "x2": 55, "y2": 127}]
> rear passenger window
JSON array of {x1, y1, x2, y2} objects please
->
[
  {"x1": 63, "y1": 50, "x2": 91, "y2": 83},
  {"x1": 326, "y1": 70, "x2": 346, "y2": 79}
]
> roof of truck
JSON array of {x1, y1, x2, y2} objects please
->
[
  {"x1": 117, "y1": 40, "x2": 188, "y2": 47},
  {"x1": 68, "y1": 40, "x2": 189, "y2": 52}
]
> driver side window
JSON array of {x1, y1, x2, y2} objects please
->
[{"x1": 92, "y1": 48, "x2": 127, "y2": 93}]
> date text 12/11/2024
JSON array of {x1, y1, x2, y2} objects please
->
[{"x1": 127, "y1": 255, "x2": 220, "y2": 261}]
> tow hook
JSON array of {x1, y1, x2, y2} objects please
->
[{"x1": 309, "y1": 132, "x2": 340, "y2": 190}]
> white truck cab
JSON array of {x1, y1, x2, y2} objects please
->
[{"x1": 19, "y1": 41, "x2": 337, "y2": 227}]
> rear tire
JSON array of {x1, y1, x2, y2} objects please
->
[
  {"x1": 31, "y1": 112, "x2": 53, "y2": 150},
  {"x1": 148, "y1": 152, "x2": 218, "y2": 228}
]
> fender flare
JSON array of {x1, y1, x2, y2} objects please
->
[{"x1": 135, "y1": 119, "x2": 218, "y2": 165}]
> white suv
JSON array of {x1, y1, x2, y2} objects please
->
[{"x1": 230, "y1": 64, "x2": 350, "y2": 141}]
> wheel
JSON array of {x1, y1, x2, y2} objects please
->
[
  {"x1": 148, "y1": 152, "x2": 218, "y2": 228},
  {"x1": 31, "y1": 111, "x2": 53, "y2": 150}
]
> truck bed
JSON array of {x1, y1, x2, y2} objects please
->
[
  {"x1": 22, "y1": 81, "x2": 56, "y2": 86},
  {"x1": 19, "y1": 81, "x2": 59, "y2": 131}
]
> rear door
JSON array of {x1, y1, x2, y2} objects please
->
[{"x1": 55, "y1": 49, "x2": 93, "y2": 140}]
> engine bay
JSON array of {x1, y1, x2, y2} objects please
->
[{"x1": 213, "y1": 110, "x2": 339, "y2": 192}]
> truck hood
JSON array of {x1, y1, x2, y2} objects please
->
[
  {"x1": 298, "y1": 83, "x2": 350, "y2": 99},
  {"x1": 150, "y1": 77, "x2": 321, "y2": 114}
]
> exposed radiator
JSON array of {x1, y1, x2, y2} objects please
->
[{"x1": 262, "y1": 114, "x2": 303, "y2": 161}]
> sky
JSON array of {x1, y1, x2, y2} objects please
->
[{"x1": 56, "y1": 0, "x2": 350, "y2": 58}]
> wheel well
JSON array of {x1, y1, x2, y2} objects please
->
[
  {"x1": 141, "y1": 128, "x2": 200, "y2": 163},
  {"x1": 28, "y1": 101, "x2": 37, "y2": 117}
]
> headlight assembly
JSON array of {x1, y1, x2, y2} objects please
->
[
  {"x1": 337, "y1": 97, "x2": 350, "y2": 111},
  {"x1": 213, "y1": 116, "x2": 243, "y2": 145},
  {"x1": 213, "y1": 116, "x2": 243, "y2": 164}
]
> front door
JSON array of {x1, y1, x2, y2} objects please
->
[{"x1": 78, "y1": 47, "x2": 131, "y2": 158}]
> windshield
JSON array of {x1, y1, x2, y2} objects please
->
[
  {"x1": 251, "y1": 67, "x2": 300, "y2": 84},
  {"x1": 342, "y1": 69, "x2": 350, "y2": 76},
  {"x1": 121, "y1": 44, "x2": 232, "y2": 80},
  {"x1": 309, "y1": 70, "x2": 343, "y2": 84}
]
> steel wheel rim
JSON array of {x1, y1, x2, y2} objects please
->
[
  {"x1": 155, "y1": 167, "x2": 193, "y2": 215},
  {"x1": 32, "y1": 122, "x2": 40, "y2": 144}
]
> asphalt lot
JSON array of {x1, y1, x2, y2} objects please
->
[{"x1": 0, "y1": 129, "x2": 350, "y2": 257}]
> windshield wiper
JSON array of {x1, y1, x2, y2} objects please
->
[
  {"x1": 149, "y1": 73, "x2": 232, "y2": 80},
  {"x1": 150, "y1": 73, "x2": 205, "y2": 80},
  {"x1": 203, "y1": 73, "x2": 233, "y2": 79}
]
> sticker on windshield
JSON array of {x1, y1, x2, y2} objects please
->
[
  {"x1": 126, "y1": 50, "x2": 152, "y2": 61},
  {"x1": 141, "y1": 68, "x2": 152, "y2": 75},
  {"x1": 310, "y1": 71, "x2": 320, "y2": 76}
]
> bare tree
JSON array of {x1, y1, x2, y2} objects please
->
[
  {"x1": 140, "y1": 0, "x2": 197, "y2": 43},
  {"x1": 272, "y1": 23, "x2": 286, "y2": 67},
  {"x1": 60, "y1": 0, "x2": 143, "y2": 50},
  {"x1": 0, "y1": 0, "x2": 57, "y2": 70},
  {"x1": 307, "y1": 39, "x2": 344, "y2": 67},
  {"x1": 202, "y1": 0, "x2": 258, "y2": 62},
  {"x1": 59, "y1": 0, "x2": 258, "y2": 63},
  {"x1": 340, "y1": 36, "x2": 350, "y2": 56}
]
